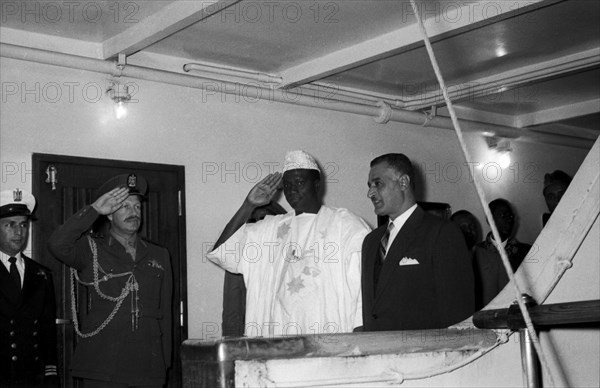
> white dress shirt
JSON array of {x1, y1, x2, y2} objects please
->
[{"x1": 385, "y1": 204, "x2": 418, "y2": 253}]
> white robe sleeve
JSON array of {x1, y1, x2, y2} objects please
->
[
  {"x1": 206, "y1": 224, "x2": 251, "y2": 274},
  {"x1": 343, "y1": 214, "x2": 370, "y2": 329}
]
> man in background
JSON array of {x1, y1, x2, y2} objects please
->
[
  {"x1": 362, "y1": 153, "x2": 474, "y2": 331},
  {"x1": 473, "y1": 198, "x2": 531, "y2": 310},
  {"x1": 1, "y1": 189, "x2": 58, "y2": 387},
  {"x1": 450, "y1": 210, "x2": 481, "y2": 254},
  {"x1": 542, "y1": 170, "x2": 572, "y2": 226}
]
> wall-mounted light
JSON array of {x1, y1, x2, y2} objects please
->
[
  {"x1": 485, "y1": 136, "x2": 512, "y2": 169},
  {"x1": 108, "y1": 81, "x2": 131, "y2": 119}
]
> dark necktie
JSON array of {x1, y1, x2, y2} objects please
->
[
  {"x1": 374, "y1": 222, "x2": 394, "y2": 290},
  {"x1": 379, "y1": 221, "x2": 394, "y2": 261},
  {"x1": 8, "y1": 256, "x2": 21, "y2": 290}
]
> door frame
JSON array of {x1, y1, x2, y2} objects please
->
[{"x1": 32, "y1": 153, "x2": 188, "y2": 387}]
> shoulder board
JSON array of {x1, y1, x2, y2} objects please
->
[
  {"x1": 140, "y1": 236, "x2": 160, "y2": 246},
  {"x1": 88, "y1": 231, "x2": 105, "y2": 239}
]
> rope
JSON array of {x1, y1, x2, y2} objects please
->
[
  {"x1": 266, "y1": 340, "x2": 504, "y2": 387},
  {"x1": 407, "y1": 1, "x2": 564, "y2": 386}
]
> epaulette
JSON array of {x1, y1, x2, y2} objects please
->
[
  {"x1": 88, "y1": 231, "x2": 105, "y2": 239},
  {"x1": 140, "y1": 236, "x2": 160, "y2": 247}
]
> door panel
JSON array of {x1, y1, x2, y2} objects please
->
[{"x1": 32, "y1": 154, "x2": 187, "y2": 387}]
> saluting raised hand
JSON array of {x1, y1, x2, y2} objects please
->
[
  {"x1": 245, "y1": 172, "x2": 282, "y2": 208},
  {"x1": 91, "y1": 187, "x2": 129, "y2": 215}
]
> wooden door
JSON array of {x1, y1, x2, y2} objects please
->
[{"x1": 32, "y1": 154, "x2": 188, "y2": 387}]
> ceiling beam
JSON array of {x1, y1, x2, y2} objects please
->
[
  {"x1": 278, "y1": 0, "x2": 554, "y2": 88},
  {"x1": 0, "y1": 27, "x2": 102, "y2": 58},
  {"x1": 407, "y1": 47, "x2": 600, "y2": 110},
  {"x1": 101, "y1": 0, "x2": 242, "y2": 60},
  {"x1": 515, "y1": 99, "x2": 600, "y2": 128}
]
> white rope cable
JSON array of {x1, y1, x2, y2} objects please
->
[
  {"x1": 268, "y1": 341, "x2": 504, "y2": 387},
  {"x1": 407, "y1": 1, "x2": 565, "y2": 387}
]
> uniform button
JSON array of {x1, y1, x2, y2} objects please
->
[
  {"x1": 10, "y1": 320, "x2": 15, "y2": 325},
  {"x1": 35, "y1": 356, "x2": 39, "y2": 361},
  {"x1": 372, "y1": 314, "x2": 378, "y2": 319},
  {"x1": 11, "y1": 356, "x2": 18, "y2": 361},
  {"x1": 34, "y1": 319, "x2": 39, "y2": 324},
  {"x1": 33, "y1": 344, "x2": 39, "y2": 349},
  {"x1": 11, "y1": 343, "x2": 17, "y2": 349},
  {"x1": 9, "y1": 331, "x2": 15, "y2": 336},
  {"x1": 33, "y1": 331, "x2": 38, "y2": 336}
]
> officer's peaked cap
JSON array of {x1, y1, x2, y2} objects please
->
[
  {"x1": 96, "y1": 173, "x2": 148, "y2": 199},
  {"x1": 0, "y1": 189, "x2": 36, "y2": 218}
]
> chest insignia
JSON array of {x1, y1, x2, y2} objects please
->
[{"x1": 148, "y1": 259, "x2": 164, "y2": 270}]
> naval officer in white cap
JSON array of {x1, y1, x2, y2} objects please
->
[
  {"x1": 0, "y1": 189, "x2": 59, "y2": 387},
  {"x1": 208, "y1": 150, "x2": 370, "y2": 337}
]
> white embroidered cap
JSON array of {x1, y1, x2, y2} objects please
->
[{"x1": 282, "y1": 150, "x2": 320, "y2": 173}]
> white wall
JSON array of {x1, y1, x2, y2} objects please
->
[{"x1": 1, "y1": 57, "x2": 596, "y2": 385}]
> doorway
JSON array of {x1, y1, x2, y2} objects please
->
[{"x1": 32, "y1": 153, "x2": 188, "y2": 387}]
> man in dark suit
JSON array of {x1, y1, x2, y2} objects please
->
[
  {"x1": 0, "y1": 189, "x2": 58, "y2": 387},
  {"x1": 473, "y1": 198, "x2": 531, "y2": 310},
  {"x1": 362, "y1": 154, "x2": 474, "y2": 331}
]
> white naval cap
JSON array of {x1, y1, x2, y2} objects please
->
[
  {"x1": 0, "y1": 189, "x2": 36, "y2": 218},
  {"x1": 282, "y1": 150, "x2": 320, "y2": 173}
]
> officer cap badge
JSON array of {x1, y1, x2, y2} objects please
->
[
  {"x1": 127, "y1": 174, "x2": 137, "y2": 189},
  {"x1": 13, "y1": 189, "x2": 22, "y2": 202},
  {"x1": 97, "y1": 173, "x2": 148, "y2": 199}
]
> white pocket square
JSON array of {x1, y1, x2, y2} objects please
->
[{"x1": 399, "y1": 257, "x2": 419, "y2": 266}]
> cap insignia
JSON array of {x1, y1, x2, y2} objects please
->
[
  {"x1": 127, "y1": 174, "x2": 137, "y2": 188},
  {"x1": 13, "y1": 189, "x2": 22, "y2": 202}
]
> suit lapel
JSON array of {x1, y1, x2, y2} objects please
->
[
  {"x1": 374, "y1": 207, "x2": 425, "y2": 301},
  {"x1": 363, "y1": 226, "x2": 386, "y2": 305},
  {"x1": 21, "y1": 255, "x2": 43, "y2": 304}
]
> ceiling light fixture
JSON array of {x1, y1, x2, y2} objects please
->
[
  {"x1": 495, "y1": 46, "x2": 508, "y2": 58},
  {"x1": 107, "y1": 81, "x2": 131, "y2": 120},
  {"x1": 485, "y1": 136, "x2": 512, "y2": 169}
]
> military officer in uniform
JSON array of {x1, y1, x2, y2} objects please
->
[
  {"x1": 1, "y1": 189, "x2": 59, "y2": 387},
  {"x1": 48, "y1": 174, "x2": 172, "y2": 388}
]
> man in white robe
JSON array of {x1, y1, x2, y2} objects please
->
[{"x1": 208, "y1": 150, "x2": 370, "y2": 337}]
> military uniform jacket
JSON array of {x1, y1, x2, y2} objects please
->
[
  {"x1": 47, "y1": 206, "x2": 172, "y2": 386},
  {"x1": 361, "y1": 206, "x2": 475, "y2": 331},
  {"x1": 1, "y1": 254, "x2": 58, "y2": 386}
]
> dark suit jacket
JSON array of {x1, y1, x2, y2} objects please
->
[
  {"x1": 362, "y1": 206, "x2": 475, "y2": 331},
  {"x1": 0, "y1": 254, "x2": 58, "y2": 387}
]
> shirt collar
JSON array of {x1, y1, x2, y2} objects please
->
[
  {"x1": 486, "y1": 232, "x2": 509, "y2": 248},
  {"x1": 109, "y1": 230, "x2": 138, "y2": 249},
  {"x1": 0, "y1": 250, "x2": 23, "y2": 265},
  {"x1": 389, "y1": 203, "x2": 418, "y2": 231}
]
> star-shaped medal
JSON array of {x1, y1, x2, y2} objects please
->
[
  {"x1": 286, "y1": 275, "x2": 305, "y2": 294},
  {"x1": 277, "y1": 222, "x2": 291, "y2": 240}
]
